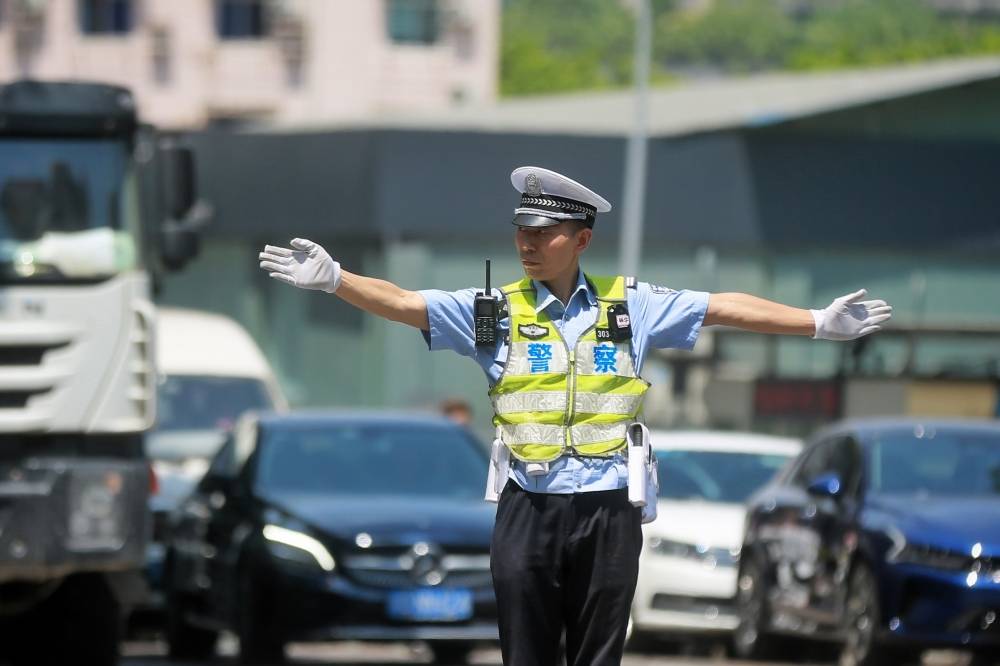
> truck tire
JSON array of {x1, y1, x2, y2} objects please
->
[{"x1": 11, "y1": 575, "x2": 120, "y2": 666}]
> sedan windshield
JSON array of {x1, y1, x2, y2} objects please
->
[
  {"x1": 0, "y1": 138, "x2": 137, "y2": 281},
  {"x1": 255, "y1": 423, "x2": 488, "y2": 501},
  {"x1": 869, "y1": 429, "x2": 1000, "y2": 497},
  {"x1": 657, "y1": 450, "x2": 794, "y2": 503}
]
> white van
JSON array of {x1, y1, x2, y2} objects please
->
[{"x1": 142, "y1": 307, "x2": 286, "y2": 607}]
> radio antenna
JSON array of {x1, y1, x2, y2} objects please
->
[{"x1": 485, "y1": 258, "x2": 491, "y2": 295}]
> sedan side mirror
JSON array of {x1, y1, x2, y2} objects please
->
[{"x1": 807, "y1": 472, "x2": 842, "y2": 498}]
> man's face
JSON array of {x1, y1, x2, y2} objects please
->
[{"x1": 515, "y1": 222, "x2": 592, "y2": 281}]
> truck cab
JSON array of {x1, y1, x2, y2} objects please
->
[{"x1": 0, "y1": 80, "x2": 204, "y2": 665}]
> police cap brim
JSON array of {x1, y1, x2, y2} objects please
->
[{"x1": 512, "y1": 213, "x2": 563, "y2": 228}]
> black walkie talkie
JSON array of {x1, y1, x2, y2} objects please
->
[{"x1": 474, "y1": 259, "x2": 499, "y2": 347}]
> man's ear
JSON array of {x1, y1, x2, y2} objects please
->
[{"x1": 575, "y1": 227, "x2": 593, "y2": 254}]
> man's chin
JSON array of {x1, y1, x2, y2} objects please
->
[{"x1": 521, "y1": 264, "x2": 546, "y2": 279}]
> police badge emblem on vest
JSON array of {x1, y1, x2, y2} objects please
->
[{"x1": 518, "y1": 323, "x2": 549, "y2": 340}]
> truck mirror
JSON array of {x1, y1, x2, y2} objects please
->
[
  {"x1": 160, "y1": 221, "x2": 200, "y2": 271},
  {"x1": 160, "y1": 142, "x2": 196, "y2": 218}
]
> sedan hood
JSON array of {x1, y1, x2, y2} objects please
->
[
  {"x1": 267, "y1": 492, "x2": 496, "y2": 547},
  {"x1": 868, "y1": 495, "x2": 1000, "y2": 554},
  {"x1": 646, "y1": 500, "x2": 746, "y2": 550}
]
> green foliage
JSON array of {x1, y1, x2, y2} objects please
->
[
  {"x1": 500, "y1": 0, "x2": 635, "y2": 96},
  {"x1": 656, "y1": 0, "x2": 798, "y2": 72},
  {"x1": 790, "y1": 0, "x2": 1000, "y2": 69},
  {"x1": 500, "y1": 0, "x2": 1000, "y2": 97}
]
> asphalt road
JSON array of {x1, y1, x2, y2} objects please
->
[{"x1": 119, "y1": 637, "x2": 974, "y2": 666}]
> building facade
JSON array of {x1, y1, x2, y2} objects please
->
[
  {"x1": 0, "y1": 0, "x2": 498, "y2": 128},
  {"x1": 156, "y1": 60, "x2": 1000, "y2": 437}
]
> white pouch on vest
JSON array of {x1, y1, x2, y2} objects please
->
[
  {"x1": 485, "y1": 436, "x2": 510, "y2": 504},
  {"x1": 626, "y1": 423, "x2": 659, "y2": 524}
]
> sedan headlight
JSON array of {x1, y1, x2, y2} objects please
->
[
  {"x1": 647, "y1": 537, "x2": 740, "y2": 568},
  {"x1": 263, "y1": 524, "x2": 336, "y2": 572},
  {"x1": 885, "y1": 527, "x2": 969, "y2": 571}
]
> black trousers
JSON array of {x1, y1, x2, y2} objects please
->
[{"x1": 490, "y1": 482, "x2": 642, "y2": 666}]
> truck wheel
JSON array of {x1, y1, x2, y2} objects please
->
[{"x1": 14, "y1": 575, "x2": 120, "y2": 666}]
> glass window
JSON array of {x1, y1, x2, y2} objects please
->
[
  {"x1": 869, "y1": 428, "x2": 1000, "y2": 497},
  {"x1": 387, "y1": 0, "x2": 439, "y2": 45},
  {"x1": 0, "y1": 139, "x2": 137, "y2": 282},
  {"x1": 216, "y1": 0, "x2": 268, "y2": 39},
  {"x1": 78, "y1": 0, "x2": 133, "y2": 35},
  {"x1": 656, "y1": 449, "x2": 795, "y2": 503},
  {"x1": 154, "y1": 375, "x2": 274, "y2": 433},
  {"x1": 255, "y1": 422, "x2": 487, "y2": 500}
]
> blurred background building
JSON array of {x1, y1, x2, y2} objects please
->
[{"x1": 0, "y1": 0, "x2": 498, "y2": 128}]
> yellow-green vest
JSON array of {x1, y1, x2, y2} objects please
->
[{"x1": 489, "y1": 275, "x2": 650, "y2": 463}]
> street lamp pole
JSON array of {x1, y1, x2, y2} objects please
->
[{"x1": 619, "y1": 0, "x2": 653, "y2": 278}]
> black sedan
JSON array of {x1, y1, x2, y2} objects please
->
[
  {"x1": 163, "y1": 411, "x2": 497, "y2": 665},
  {"x1": 733, "y1": 418, "x2": 1000, "y2": 666}
]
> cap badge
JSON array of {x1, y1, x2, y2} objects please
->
[{"x1": 525, "y1": 173, "x2": 542, "y2": 196}]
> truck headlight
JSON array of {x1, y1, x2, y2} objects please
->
[{"x1": 263, "y1": 524, "x2": 335, "y2": 572}]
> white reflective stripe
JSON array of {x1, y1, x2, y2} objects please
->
[
  {"x1": 571, "y1": 422, "x2": 628, "y2": 445},
  {"x1": 505, "y1": 341, "x2": 569, "y2": 375},
  {"x1": 575, "y1": 341, "x2": 635, "y2": 376},
  {"x1": 494, "y1": 391, "x2": 567, "y2": 415},
  {"x1": 500, "y1": 423, "x2": 565, "y2": 446},
  {"x1": 574, "y1": 392, "x2": 641, "y2": 416}
]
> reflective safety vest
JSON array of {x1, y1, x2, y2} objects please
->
[{"x1": 489, "y1": 275, "x2": 649, "y2": 463}]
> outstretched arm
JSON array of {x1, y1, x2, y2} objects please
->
[
  {"x1": 258, "y1": 238, "x2": 429, "y2": 331},
  {"x1": 705, "y1": 289, "x2": 892, "y2": 340}
]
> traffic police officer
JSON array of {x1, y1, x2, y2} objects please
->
[{"x1": 258, "y1": 166, "x2": 892, "y2": 666}]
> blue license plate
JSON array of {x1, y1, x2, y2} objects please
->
[{"x1": 387, "y1": 588, "x2": 473, "y2": 621}]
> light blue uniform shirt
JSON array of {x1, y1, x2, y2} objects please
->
[{"x1": 420, "y1": 270, "x2": 708, "y2": 494}]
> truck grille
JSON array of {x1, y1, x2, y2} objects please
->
[
  {"x1": 0, "y1": 343, "x2": 68, "y2": 366},
  {"x1": 0, "y1": 390, "x2": 49, "y2": 408}
]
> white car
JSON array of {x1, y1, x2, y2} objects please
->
[{"x1": 630, "y1": 430, "x2": 801, "y2": 641}]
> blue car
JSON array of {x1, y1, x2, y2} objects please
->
[{"x1": 734, "y1": 418, "x2": 1000, "y2": 666}]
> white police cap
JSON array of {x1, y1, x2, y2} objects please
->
[{"x1": 510, "y1": 166, "x2": 612, "y2": 228}]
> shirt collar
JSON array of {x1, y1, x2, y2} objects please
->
[{"x1": 532, "y1": 270, "x2": 597, "y2": 314}]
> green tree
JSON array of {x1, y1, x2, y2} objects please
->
[
  {"x1": 791, "y1": 0, "x2": 1000, "y2": 68},
  {"x1": 656, "y1": 0, "x2": 799, "y2": 72},
  {"x1": 500, "y1": 0, "x2": 635, "y2": 96}
]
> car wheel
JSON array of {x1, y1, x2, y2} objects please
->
[
  {"x1": 427, "y1": 640, "x2": 474, "y2": 664},
  {"x1": 733, "y1": 556, "x2": 782, "y2": 660},
  {"x1": 237, "y1": 571, "x2": 286, "y2": 665},
  {"x1": 839, "y1": 562, "x2": 921, "y2": 666},
  {"x1": 165, "y1": 589, "x2": 218, "y2": 660}
]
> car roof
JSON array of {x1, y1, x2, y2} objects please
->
[
  {"x1": 812, "y1": 417, "x2": 1000, "y2": 442},
  {"x1": 156, "y1": 307, "x2": 274, "y2": 379},
  {"x1": 649, "y1": 429, "x2": 802, "y2": 455},
  {"x1": 255, "y1": 409, "x2": 463, "y2": 430}
]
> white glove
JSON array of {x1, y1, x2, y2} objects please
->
[
  {"x1": 258, "y1": 238, "x2": 342, "y2": 293},
  {"x1": 811, "y1": 289, "x2": 892, "y2": 341}
]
